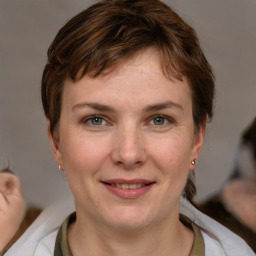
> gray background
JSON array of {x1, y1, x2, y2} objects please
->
[{"x1": 0, "y1": 0, "x2": 255, "y2": 208}]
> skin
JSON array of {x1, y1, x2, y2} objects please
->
[
  {"x1": 0, "y1": 172, "x2": 25, "y2": 252},
  {"x1": 48, "y1": 48, "x2": 206, "y2": 256}
]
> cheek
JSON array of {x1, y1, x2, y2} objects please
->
[
  {"x1": 150, "y1": 136, "x2": 192, "y2": 197},
  {"x1": 150, "y1": 136, "x2": 192, "y2": 174},
  {"x1": 61, "y1": 135, "x2": 111, "y2": 180}
]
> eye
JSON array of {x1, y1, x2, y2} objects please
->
[
  {"x1": 90, "y1": 116, "x2": 104, "y2": 125},
  {"x1": 152, "y1": 116, "x2": 166, "y2": 125},
  {"x1": 82, "y1": 115, "x2": 108, "y2": 126},
  {"x1": 149, "y1": 115, "x2": 171, "y2": 126}
]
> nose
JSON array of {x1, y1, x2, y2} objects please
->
[{"x1": 111, "y1": 125, "x2": 147, "y2": 170}]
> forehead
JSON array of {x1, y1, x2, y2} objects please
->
[{"x1": 62, "y1": 49, "x2": 192, "y2": 111}]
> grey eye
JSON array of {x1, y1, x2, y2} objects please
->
[
  {"x1": 90, "y1": 117, "x2": 104, "y2": 125},
  {"x1": 153, "y1": 117, "x2": 166, "y2": 125}
]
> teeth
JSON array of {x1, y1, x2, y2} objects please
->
[
  {"x1": 128, "y1": 184, "x2": 137, "y2": 189},
  {"x1": 111, "y1": 183, "x2": 145, "y2": 189},
  {"x1": 122, "y1": 184, "x2": 129, "y2": 189}
]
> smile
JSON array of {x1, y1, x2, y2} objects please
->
[
  {"x1": 110, "y1": 183, "x2": 145, "y2": 189},
  {"x1": 101, "y1": 179, "x2": 155, "y2": 199}
]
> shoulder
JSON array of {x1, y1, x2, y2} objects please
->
[
  {"x1": 34, "y1": 230, "x2": 57, "y2": 256},
  {"x1": 4, "y1": 195, "x2": 75, "y2": 256},
  {"x1": 201, "y1": 229, "x2": 255, "y2": 256},
  {"x1": 180, "y1": 197, "x2": 255, "y2": 256},
  {"x1": 200, "y1": 230, "x2": 226, "y2": 256}
]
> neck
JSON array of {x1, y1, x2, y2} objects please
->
[{"x1": 68, "y1": 212, "x2": 193, "y2": 256}]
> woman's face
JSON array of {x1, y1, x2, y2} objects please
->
[{"x1": 49, "y1": 48, "x2": 205, "y2": 230}]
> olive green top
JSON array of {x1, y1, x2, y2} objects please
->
[{"x1": 54, "y1": 212, "x2": 205, "y2": 256}]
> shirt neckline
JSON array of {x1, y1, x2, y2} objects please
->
[{"x1": 54, "y1": 212, "x2": 205, "y2": 256}]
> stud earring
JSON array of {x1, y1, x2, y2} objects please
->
[
  {"x1": 58, "y1": 165, "x2": 63, "y2": 171},
  {"x1": 191, "y1": 159, "x2": 196, "y2": 165}
]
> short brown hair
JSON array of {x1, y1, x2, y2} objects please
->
[{"x1": 41, "y1": 0, "x2": 215, "y2": 201}]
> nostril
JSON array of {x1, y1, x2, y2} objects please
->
[{"x1": 111, "y1": 142, "x2": 147, "y2": 170}]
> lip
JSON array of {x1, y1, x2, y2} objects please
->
[{"x1": 101, "y1": 179, "x2": 155, "y2": 199}]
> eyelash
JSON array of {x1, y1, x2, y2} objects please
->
[
  {"x1": 82, "y1": 115, "x2": 109, "y2": 127},
  {"x1": 81, "y1": 114, "x2": 175, "y2": 128},
  {"x1": 148, "y1": 115, "x2": 175, "y2": 126}
]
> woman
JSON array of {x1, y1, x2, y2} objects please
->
[{"x1": 37, "y1": 0, "x2": 254, "y2": 255}]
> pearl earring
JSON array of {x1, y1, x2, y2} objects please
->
[{"x1": 191, "y1": 159, "x2": 196, "y2": 165}]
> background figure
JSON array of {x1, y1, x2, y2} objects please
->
[
  {"x1": 0, "y1": 169, "x2": 25, "y2": 253},
  {"x1": 0, "y1": 168, "x2": 41, "y2": 254},
  {"x1": 199, "y1": 117, "x2": 256, "y2": 251}
]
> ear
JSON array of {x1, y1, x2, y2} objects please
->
[
  {"x1": 189, "y1": 122, "x2": 206, "y2": 171},
  {"x1": 47, "y1": 122, "x2": 64, "y2": 171}
]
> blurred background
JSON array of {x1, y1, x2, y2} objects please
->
[{"x1": 0, "y1": 0, "x2": 255, "y2": 208}]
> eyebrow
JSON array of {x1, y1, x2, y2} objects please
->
[
  {"x1": 72, "y1": 101, "x2": 183, "y2": 112},
  {"x1": 143, "y1": 101, "x2": 184, "y2": 112},
  {"x1": 72, "y1": 102, "x2": 115, "y2": 112}
]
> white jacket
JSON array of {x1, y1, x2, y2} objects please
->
[{"x1": 5, "y1": 195, "x2": 255, "y2": 256}]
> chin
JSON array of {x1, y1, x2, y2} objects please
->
[{"x1": 103, "y1": 206, "x2": 153, "y2": 230}]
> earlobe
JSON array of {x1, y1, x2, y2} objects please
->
[
  {"x1": 189, "y1": 123, "x2": 206, "y2": 171},
  {"x1": 47, "y1": 122, "x2": 64, "y2": 170}
]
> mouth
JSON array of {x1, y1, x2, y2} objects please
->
[
  {"x1": 101, "y1": 179, "x2": 155, "y2": 199},
  {"x1": 109, "y1": 183, "x2": 147, "y2": 189}
]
